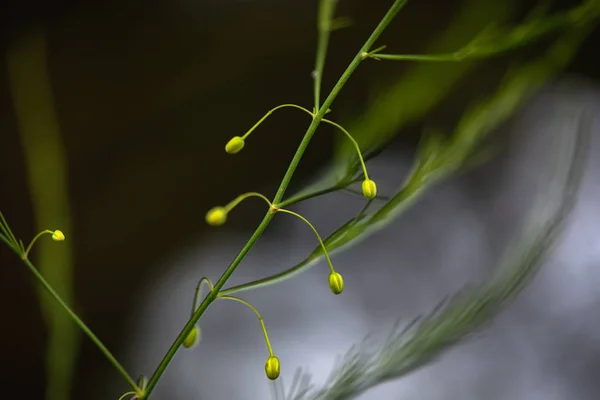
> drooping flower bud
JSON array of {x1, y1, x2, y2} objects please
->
[
  {"x1": 225, "y1": 136, "x2": 245, "y2": 154},
  {"x1": 205, "y1": 207, "x2": 227, "y2": 226},
  {"x1": 51, "y1": 230, "x2": 65, "y2": 241},
  {"x1": 264, "y1": 356, "x2": 280, "y2": 380},
  {"x1": 328, "y1": 271, "x2": 344, "y2": 295},
  {"x1": 361, "y1": 179, "x2": 377, "y2": 199},
  {"x1": 183, "y1": 325, "x2": 201, "y2": 349}
]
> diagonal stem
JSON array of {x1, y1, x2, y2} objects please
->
[
  {"x1": 141, "y1": 1, "x2": 409, "y2": 397},
  {"x1": 0, "y1": 234, "x2": 140, "y2": 393}
]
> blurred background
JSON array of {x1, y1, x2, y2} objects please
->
[{"x1": 1, "y1": 0, "x2": 599, "y2": 399}]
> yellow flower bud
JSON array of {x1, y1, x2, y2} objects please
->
[
  {"x1": 51, "y1": 230, "x2": 65, "y2": 241},
  {"x1": 225, "y1": 136, "x2": 245, "y2": 154},
  {"x1": 328, "y1": 271, "x2": 344, "y2": 295},
  {"x1": 264, "y1": 356, "x2": 280, "y2": 380},
  {"x1": 206, "y1": 207, "x2": 227, "y2": 226},
  {"x1": 361, "y1": 179, "x2": 377, "y2": 199},
  {"x1": 183, "y1": 326, "x2": 201, "y2": 349}
]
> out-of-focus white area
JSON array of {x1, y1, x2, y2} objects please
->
[{"x1": 122, "y1": 78, "x2": 600, "y2": 400}]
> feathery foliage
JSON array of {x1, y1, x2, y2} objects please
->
[{"x1": 271, "y1": 107, "x2": 591, "y2": 400}]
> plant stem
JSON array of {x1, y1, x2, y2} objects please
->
[
  {"x1": 343, "y1": 186, "x2": 389, "y2": 200},
  {"x1": 277, "y1": 183, "x2": 348, "y2": 208},
  {"x1": 23, "y1": 229, "x2": 53, "y2": 258},
  {"x1": 218, "y1": 295, "x2": 275, "y2": 357},
  {"x1": 314, "y1": 0, "x2": 337, "y2": 110},
  {"x1": 224, "y1": 192, "x2": 273, "y2": 212},
  {"x1": 275, "y1": 0, "x2": 409, "y2": 203},
  {"x1": 0, "y1": 212, "x2": 19, "y2": 247},
  {"x1": 370, "y1": 52, "x2": 472, "y2": 61},
  {"x1": 322, "y1": 118, "x2": 370, "y2": 179},
  {"x1": 191, "y1": 277, "x2": 214, "y2": 316},
  {"x1": 142, "y1": 212, "x2": 275, "y2": 397},
  {"x1": 0, "y1": 234, "x2": 139, "y2": 393},
  {"x1": 142, "y1": 1, "x2": 408, "y2": 397},
  {"x1": 242, "y1": 104, "x2": 314, "y2": 139},
  {"x1": 275, "y1": 208, "x2": 336, "y2": 273}
]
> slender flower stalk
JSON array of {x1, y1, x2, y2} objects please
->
[
  {"x1": 225, "y1": 102, "x2": 373, "y2": 187},
  {"x1": 205, "y1": 192, "x2": 273, "y2": 226},
  {"x1": 22, "y1": 229, "x2": 65, "y2": 260},
  {"x1": 274, "y1": 208, "x2": 338, "y2": 276},
  {"x1": 224, "y1": 104, "x2": 317, "y2": 154}
]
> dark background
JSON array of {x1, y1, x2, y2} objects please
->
[{"x1": 0, "y1": 0, "x2": 598, "y2": 398}]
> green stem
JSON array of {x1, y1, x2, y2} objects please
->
[
  {"x1": 0, "y1": 212, "x2": 19, "y2": 248},
  {"x1": 277, "y1": 0, "x2": 409, "y2": 201},
  {"x1": 322, "y1": 118, "x2": 370, "y2": 179},
  {"x1": 314, "y1": 0, "x2": 337, "y2": 110},
  {"x1": 0, "y1": 234, "x2": 139, "y2": 393},
  {"x1": 343, "y1": 187, "x2": 389, "y2": 200},
  {"x1": 262, "y1": 104, "x2": 371, "y2": 181},
  {"x1": 241, "y1": 104, "x2": 315, "y2": 140},
  {"x1": 277, "y1": 183, "x2": 348, "y2": 208},
  {"x1": 210, "y1": 0, "x2": 595, "y2": 303},
  {"x1": 142, "y1": 212, "x2": 275, "y2": 398},
  {"x1": 219, "y1": 171, "x2": 434, "y2": 297},
  {"x1": 23, "y1": 229, "x2": 53, "y2": 258},
  {"x1": 370, "y1": 52, "x2": 472, "y2": 61},
  {"x1": 224, "y1": 192, "x2": 273, "y2": 212},
  {"x1": 142, "y1": 1, "x2": 408, "y2": 396},
  {"x1": 191, "y1": 277, "x2": 214, "y2": 316},
  {"x1": 275, "y1": 208, "x2": 335, "y2": 273},
  {"x1": 365, "y1": 6, "x2": 582, "y2": 63},
  {"x1": 242, "y1": 103, "x2": 371, "y2": 177},
  {"x1": 217, "y1": 295, "x2": 275, "y2": 357},
  {"x1": 118, "y1": 392, "x2": 137, "y2": 400}
]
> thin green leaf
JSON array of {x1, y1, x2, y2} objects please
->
[
  {"x1": 0, "y1": 211, "x2": 19, "y2": 248},
  {"x1": 368, "y1": 2, "x2": 588, "y2": 62}
]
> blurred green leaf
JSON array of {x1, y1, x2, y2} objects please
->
[
  {"x1": 322, "y1": 12, "x2": 597, "y2": 262},
  {"x1": 223, "y1": 7, "x2": 599, "y2": 296},
  {"x1": 289, "y1": 0, "x2": 518, "y2": 201},
  {"x1": 294, "y1": 0, "x2": 596, "y2": 205},
  {"x1": 337, "y1": 0, "x2": 596, "y2": 174},
  {"x1": 369, "y1": 1, "x2": 594, "y2": 62},
  {"x1": 0, "y1": 211, "x2": 19, "y2": 248}
]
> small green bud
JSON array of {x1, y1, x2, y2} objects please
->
[
  {"x1": 51, "y1": 230, "x2": 65, "y2": 241},
  {"x1": 206, "y1": 207, "x2": 227, "y2": 226},
  {"x1": 225, "y1": 136, "x2": 245, "y2": 154},
  {"x1": 328, "y1": 271, "x2": 344, "y2": 295},
  {"x1": 361, "y1": 179, "x2": 377, "y2": 199},
  {"x1": 265, "y1": 356, "x2": 280, "y2": 380},
  {"x1": 183, "y1": 326, "x2": 201, "y2": 349}
]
